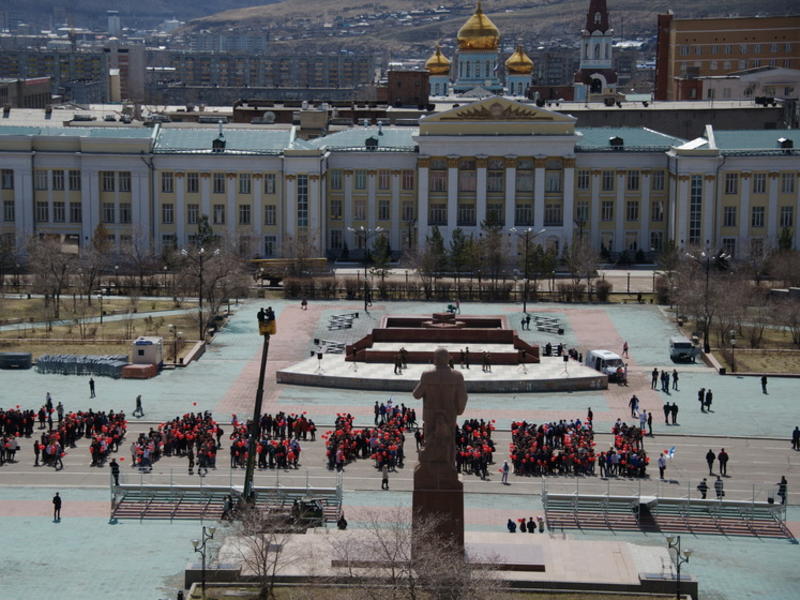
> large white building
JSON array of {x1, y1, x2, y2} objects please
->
[{"x1": 0, "y1": 95, "x2": 798, "y2": 261}]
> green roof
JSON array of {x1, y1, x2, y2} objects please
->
[
  {"x1": 154, "y1": 128, "x2": 291, "y2": 154},
  {"x1": 310, "y1": 127, "x2": 417, "y2": 151},
  {"x1": 713, "y1": 130, "x2": 796, "y2": 154},
  {"x1": 576, "y1": 127, "x2": 684, "y2": 152},
  {"x1": 0, "y1": 126, "x2": 152, "y2": 138}
]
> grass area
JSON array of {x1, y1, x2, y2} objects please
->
[
  {"x1": 715, "y1": 349, "x2": 800, "y2": 375},
  {"x1": 0, "y1": 296, "x2": 195, "y2": 324}
]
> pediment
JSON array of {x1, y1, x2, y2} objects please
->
[{"x1": 426, "y1": 96, "x2": 575, "y2": 123}]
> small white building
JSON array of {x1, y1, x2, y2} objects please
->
[
  {"x1": 131, "y1": 336, "x2": 163, "y2": 367},
  {"x1": 697, "y1": 66, "x2": 800, "y2": 101}
]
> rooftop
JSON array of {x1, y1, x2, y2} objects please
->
[
  {"x1": 153, "y1": 127, "x2": 292, "y2": 154},
  {"x1": 576, "y1": 127, "x2": 684, "y2": 152},
  {"x1": 309, "y1": 126, "x2": 418, "y2": 151},
  {"x1": 713, "y1": 129, "x2": 797, "y2": 155}
]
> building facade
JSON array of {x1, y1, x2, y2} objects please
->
[
  {"x1": 1, "y1": 96, "x2": 798, "y2": 262},
  {"x1": 655, "y1": 14, "x2": 800, "y2": 101}
]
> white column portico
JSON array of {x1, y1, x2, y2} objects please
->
[
  {"x1": 676, "y1": 176, "x2": 690, "y2": 246},
  {"x1": 309, "y1": 175, "x2": 321, "y2": 238},
  {"x1": 200, "y1": 174, "x2": 211, "y2": 219},
  {"x1": 795, "y1": 174, "x2": 800, "y2": 251},
  {"x1": 767, "y1": 172, "x2": 779, "y2": 246},
  {"x1": 639, "y1": 172, "x2": 651, "y2": 251},
  {"x1": 17, "y1": 168, "x2": 34, "y2": 243},
  {"x1": 615, "y1": 171, "x2": 625, "y2": 252},
  {"x1": 253, "y1": 175, "x2": 263, "y2": 247},
  {"x1": 703, "y1": 175, "x2": 715, "y2": 248},
  {"x1": 343, "y1": 170, "x2": 354, "y2": 248},
  {"x1": 590, "y1": 170, "x2": 600, "y2": 249},
  {"x1": 390, "y1": 171, "x2": 401, "y2": 249},
  {"x1": 738, "y1": 174, "x2": 751, "y2": 254},
  {"x1": 504, "y1": 160, "x2": 516, "y2": 229},
  {"x1": 175, "y1": 173, "x2": 186, "y2": 247},
  {"x1": 367, "y1": 170, "x2": 377, "y2": 232},
  {"x1": 79, "y1": 169, "x2": 95, "y2": 246},
  {"x1": 447, "y1": 161, "x2": 458, "y2": 237},
  {"x1": 476, "y1": 161, "x2": 487, "y2": 227},
  {"x1": 226, "y1": 175, "x2": 236, "y2": 242},
  {"x1": 285, "y1": 175, "x2": 297, "y2": 239},
  {"x1": 417, "y1": 163, "x2": 429, "y2": 249},
  {"x1": 533, "y1": 161, "x2": 545, "y2": 230},
  {"x1": 562, "y1": 162, "x2": 575, "y2": 250}
]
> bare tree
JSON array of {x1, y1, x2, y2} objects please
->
[
  {"x1": 28, "y1": 236, "x2": 75, "y2": 319},
  {"x1": 283, "y1": 230, "x2": 321, "y2": 277},
  {"x1": 121, "y1": 229, "x2": 157, "y2": 290},
  {"x1": 778, "y1": 297, "x2": 800, "y2": 347},
  {"x1": 768, "y1": 250, "x2": 800, "y2": 287},
  {"x1": 564, "y1": 240, "x2": 598, "y2": 299}
]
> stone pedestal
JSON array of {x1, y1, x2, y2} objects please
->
[{"x1": 412, "y1": 463, "x2": 464, "y2": 550}]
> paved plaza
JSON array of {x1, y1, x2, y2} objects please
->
[{"x1": 1, "y1": 298, "x2": 799, "y2": 599}]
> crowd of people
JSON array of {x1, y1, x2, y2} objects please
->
[
  {"x1": 455, "y1": 418, "x2": 496, "y2": 479},
  {"x1": 325, "y1": 406, "x2": 409, "y2": 472},
  {"x1": 598, "y1": 420, "x2": 649, "y2": 478},
  {"x1": 509, "y1": 419, "x2": 596, "y2": 476}
]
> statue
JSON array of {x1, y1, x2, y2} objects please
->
[{"x1": 411, "y1": 347, "x2": 468, "y2": 551}]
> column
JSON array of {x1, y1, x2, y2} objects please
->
[
  {"x1": 417, "y1": 159, "x2": 429, "y2": 249},
  {"x1": 113, "y1": 172, "x2": 120, "y2": 250},
  {"x1": 309, "y1": 174, "x2": 321, "y2": 239},
  {"x1": 226, "y1": 173, "x2": 236, "y2": 242},
  {"x1": 447, "y1": 157, "x2": 458, "y2": 236},
  {"x1": 738, "y1": 173, "x2": 751, "y2": 254},
  {"x1": 767, "y1": 171, "x2": 779, "y2": 246},
  {"x1": 615, "y1": 170, "x2": 625, "y2": 252},
  {"x1": 703, "y1": 174, "x2": 715, "y2": 247},
  {"x1": 590, "y1": 170, "x2": 601, "y2": 249},
  {"x1": 639, "y1": 171, "x2": 651, "y2": 252},
  {"x1": 533, "y1": 158, "x2": 545, "y2": 231},
  {"x1": 390, "y1": 170, "x2": 401, "y2": 249},
  {"x1": 367, "y1": 170, "x2": 377, "y2": 231},
  {"x1": 17, "y1": 167, "x2": 34, "y2": 243},
  {"x1": 175, "y1": 172, "x2": 186, "y2": 247},
  {"x1": 667, "y1": 173, "x2": 677, "y2": 244},
  {"x1": 676, "y1": 175, "x2": 690, "y2": 247},
  {"x1": 562, "y1": 160, "x2": 575, "y2": 251},
  {"x1": 795, "y1": 172, "x2": 800, "y2": 251},
  {"x1": 285, "y1": 174, "x2": 296, "y2": 239},
  {"x1": 252, "y1": 173, "x2": 263, "y2": 249},
  {"x1": 200, "y1": 173, "x2": 211, "y2": 218},
  {"x1": 476, "y1": 157, "x2": 487, "y2": 227},
  {"x1": 504, "y1": 157, "x2": 517, "y2": 229},
  {"x1": 131, "y1": 170, "x2": 149, "y2": 250},
  {"x1": 343, "y1": 170, "x2": 354, "y2": 247}
]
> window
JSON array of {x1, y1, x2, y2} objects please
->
[
  {"x1": 780, "y1": 206, "x2": 794, "y2": 228},
  {"x1": 52, "y1": 170, "x2": 64, "y2": 191},
  {"x1": 330, "y1": 229, "x2": 343, "y2": 250},
  {"x1": 213, "y1": 173, "x2": 225, "y2": 194},
  {"x1": 751, "y1": 238, "x2": 764, "y2": 257},
  {"x1": 239, "y1": 204, "x2": 251, "y2": 225},
  {"x1": 330, "y1": 170, "x2": 342, "y2": 190},
  {"x1": 101, "y1": 171, "x2": 115, "y2": 192},
  {"x1": 264, "y1": 236, "x2": 277, "y2": 257},
  {"x1": 577, "y1": 170, "x2": 590, "y2": 190},
  {"x1": 516, "y1": 166, "x2": 533, "y2": 193},
  {"x1": 264, "y1": 173, "x2": 276, "y2": 195},
  {"x1": 724, "y1": 173, "x2": 738, "y2": 195},
  {"x1": 378, "y1": 199, "x2": 390, "y2": 221},
  {"x1": 544, "y1": 203, "x2": 562, "y2": 226},
  {"x1": 161, "y1": 172, "x2": 174, "y2": 194},
  {"x1": 626, "y1": 171, "x2": 640, "y2": 191},
  {"x1": 265, "y1": 204, "x2": 276, "y2": 226},
  {"x1": 782, "y1": 173, "x2": 795, "y2": 194},
  {"x1": 52, "y1": 202, "x2": 65, "y2": 223},
  {"x1": 3, "y1": 200, "x2": 15, "y2": 222},
  {"x1": 378, "y1": 170, "x2": 390, "y2": 190},
  {"x1": 601, "y1": 200, "x2": 614, "y2": 221},
  {"x1": 487, "y1": 159, "x2": 504, "y2": 193},
  {"x1": 602, "y1": 170, "x2": 614, "y2": 191},
  {"x1": 626, "y1": 200, "x2": 639, "y2": 221},
  {"x1": 515, "y1": 204, "x2": 532, "y2": 226},
  {"x1": 650, "y1": 231, "x2": 664, "y2": 252},
  {"x1": 35, "y1": 170, "x2": 48, "y2": 191},
  {"x1": 162, "y1": 234, "x2": 177, "y2": 250},
  {"x1": 119, "y1": 172, "x2": 131, "y2": 193},
  {"x1": 429, "y1": 203, "x2": 447, "y2": 226},
  {"x1": 353, "y1": 200, "x2": 366, "y2": 221},
  {"x1": 354, "y1": 170, "x2": 367, "y2": 190},
  {"x1": 752, "y1": 173, "x2": 766, "y2": 194},
  {"x1": 187, "y1": 172, "x2": 199, "y2": 194},
  {"x1": 457, "y1": 204, "x2": 475, "y2": 226},
  {"x1": 652, "y1": 171, "x2": 665, "y2": 191},
  {"x1": 688, "y1": 175, "x2": 702, "y2": 245},
  {"x1": 162, "y1": 203, "x2": 174, "y2": 224},
  {"x1": 1, "y1": 169, "x2": 13, "y2": 190},
  {"x1": 213, "y1": 204, "x2": 225, "y2": 225},
  {"x1": 401, "y1": 170, "x2": 415, "y2": 190},
  {"x1": 722, "y1": 237, "x2": 736, "y2": 257},
  {"x1": 545, "y1": 170, "x2": 561, "y2": 193},
  {"x1": 751, "y1": 206, "x2": 765, "y2": 228},
  {"x1": 69, "y1": 202, "x2": 81, "y2": 223},
  {"x1": 651, "y1": 200, "x2": 664, "y2": 222},
  {"x1": 429, "y1": 170, "x2": 447, "y2": 193},
  {"x1": 239, "y1": 173, "x2": 251, "y2": 195},
  {"x1": 297, "y1": 175, "x2": 308, "y2": 227},
  {"x1": 119, "y1": 203, "x2": 131, "y2": 224},
  {"x1": 36, "y1": 201, "x2": 48, "y2": 222},
  {"x1": 459, "y1": 160, "x2": 476, "y2": 192},
  {"x1": 487, "y1": 203, "x2": 504, "y2": 226},
  {"x1": 710, "y1": 61, "x2": 717, "y2": 71},
  {"x1": 402, "y1": 202, "x2": 415, "y2": 222},
  {"x1": 679, "y1": 46, "x2": 689, "y2": 57},
  {"x1": 723, "y1": 206, "x2": 737, "y2": 227},
  {"x1": 187, "y1": 204, "x2": 199, "y2": 225},
  {"x1": 576, "y1": 201, "x2": 589, "y2": 225},
  {"x1": 103, "y1": 203, "x2": 115, "y2": 224},
  {"x1": 724, "y1": 45, "x2": 732, "y2": 55}
]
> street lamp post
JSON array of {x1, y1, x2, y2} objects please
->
[
  {"x1": 666, "y1": 535, "x2": 693, "y2": 600},
  {"x1": 114, "y1": 265, "x2": 119, "y2": 292},
  {"x1": 181, "y1": 247, "x2": 220, "y2": 342},
  {"x1": 730, "y1": 330, "x2": 737, "y2": 373},
  {"x1": 191, "y1": 526, "x2": 216, "y2": 600},
  {"x1": 509, "y1": 227, "x2": 546, "y2": 314},
  {"x1": 347, "y1": 225, "x2": 383, "y2": 313},
  {"x1": 98, "y1": 293, "x2": 104, "y2": 325},
  {"x1": 162, "y1": 265, "x2": 168, "y2": 294}
]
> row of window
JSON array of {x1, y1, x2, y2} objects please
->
[
  {"x1": 724, "y1": 172, "x2": 796, "y2": 195},
  {"x1": 678, "y1": 42, "x2": 792, "y2": 57},
  {"x1": 577, "y1": 170, "x2": 666, "y2": 192},
  {"x1": 328, "y1": 169, "x2": 416, "y2": 191},
  {"x1": 160, "y1": 172, "x2": 277, "y2": 195},
  {"x1": 679, "y1": 59, "x2": 792, "y2": 73},
  {"x1": 32, "y1": 170, "x2": 85, "y2": 192},
  {"x1": 34, "y1": 202, "x2": 83, "y2": 223},
  {"x1": 721, "y1": 205, "x2": 794, "y2": 229}
]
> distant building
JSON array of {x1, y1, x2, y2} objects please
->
[
  {"x1": 573, "y1": 0, "x2": 618, "y2": 102},
  {"x1": 107, "y1": 10, "x2": 121, "y2": 37},
  {"x1": 0, "y1": 77, "x2": 50, "y2": 107},
  {"x1": 655, "y1": 14, "x2": 800, "y2": 101},
  {"x1": 673, "y1": 66, "x2": 800, "y2": 102}
]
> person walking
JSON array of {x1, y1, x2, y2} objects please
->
[
  {"x1": 714, "y1": 475, "x2": 725, "y2": 500},
  {"x1": 705, "y1": 449, "x2": 716, "y2": 475},
  {"x1": 381, "y1": 464, "x2": 389, "y2": 490},
  {"x1": 133, "y1": 395, "x2": 144, "y2": 418},
  {"x1": 657, "y1": 452, "x2": 667, "y2": 479},
  {"x1": 761, "y1": 375, "x2": 768, "y2": 394},
  {"x1": 507, "y1": 518, "x2": 517, "y2": 533},
  {"x1": 109, "y1": 459, "x2": 120, "y2": 486},
  {"x1": 52, "y1": 492, "x2": 62, "y2": 521},
  {"x1": 89, "y1": 377, "x2": 96, "y2": 399},
  {"x1": 639, "y1": 409, "x2": 647, "y2": 432},
  {"x1": 501, "y1": 460, "x2": 510, "y2": 485},
  {"x1": 465, "y1": 347, "x2": 470, "y2": 369},
  {"x1": 622, "y1": 341, "x2": 629, "y2": 358},
  {"x1": 698, "y1": 388, "x2": 706, "y2": 413},
  {"x1": 718, "y1": 448, "x2": 729, "y2": 476},
  {"x1": 697, "y1": 478, "x2": 708, "y2": 499},
  {"x1": 647, "y1": 411, "x2": 653, "y2": 437},
  {"x1": 777, "y1": 476, "x2": 788, "y2": 505},
  {"x1": 670, "y1": 402, "x2": 679, "y2": 425},
  {"x1": 705, "y1": 389, "x2": 713, "y2": 413},
  {"x1": 672, "y1": 369, "x2": 679, "y2": 391},
  {"x1": 663, "y1": 401, "x2": 670, "y2": 425},
  {"x1": 793, "y1": 426, "x2": 800, "y2": 451},
  {"x1": 651, "y1": 368, "x2": 659, "y2": 390},
  {"x1": 628, "y1": 395, "x2": 639, "y2": 418}
]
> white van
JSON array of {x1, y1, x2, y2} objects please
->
[
  {"x1": 670, "y1": 336, "x2": 698, "y2": 362},
  {"x1": 585, "y1": 349, "x2": 624, "y2": 380}
]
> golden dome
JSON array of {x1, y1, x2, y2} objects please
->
[
  {"x1": 425, "y1": 44, "x2": 451, "y2": 75},
  {"x1": 505, "y1": 45, "x2": 533, "y2": 74},
  {"x1": 457, "y1": 1, "x2": 500, "y2": 50}
]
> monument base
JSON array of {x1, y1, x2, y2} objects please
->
[{"x1": 412, "y1": 481, "x2": 465, "y2": 550}]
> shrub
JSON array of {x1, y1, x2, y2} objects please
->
[
  {"x1": 595, "y1": 279, "x2": 613, "y2": 302},
  {"x1": 654, "y1": 275, "x2": 671, "y2": 305}
]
